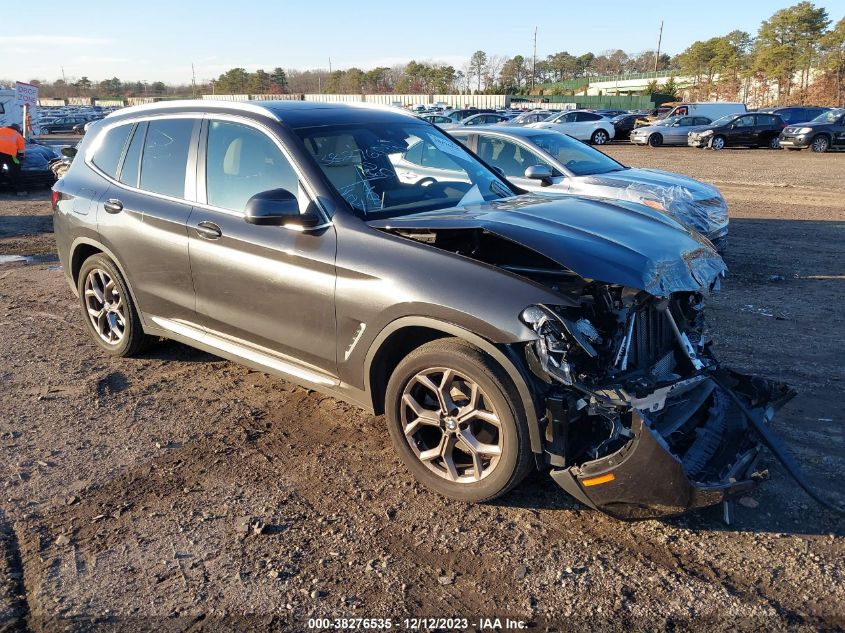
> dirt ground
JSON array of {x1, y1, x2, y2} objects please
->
[{"x1": 0, "y1": 146, "x2": 843, "y2": 632}]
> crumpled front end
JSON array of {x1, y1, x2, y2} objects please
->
[{"x1": 521, "y1": 285, "x2": 793, "y2": 519}]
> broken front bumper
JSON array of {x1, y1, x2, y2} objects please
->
[{"x1": 548, "y1": 371, "x2": 794, "y2": 520}]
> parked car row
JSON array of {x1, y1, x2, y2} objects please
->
[
  {"x1": 625, "y1": 105, "x2": 842, "y2": 153},
  {"x1": 34, "y1": 104, "x2": 122, "y2": 136}
]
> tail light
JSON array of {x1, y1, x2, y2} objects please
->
[{"x1": 51, "y1": 189, "x2": 63, "y2": 211}]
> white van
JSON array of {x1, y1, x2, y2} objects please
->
[{"x1": 663, "y1": 102, "x2": 747, "y2": 120}]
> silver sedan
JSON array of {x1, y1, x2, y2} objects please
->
[
  {"x1": 449, "y1": 126, "x2": 729, "y2": 250},
  {"x1": 629, "y1": 115, "x2": 713, "y2": 147}
]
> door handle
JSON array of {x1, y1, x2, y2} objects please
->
[
  {"x1": 195, "y1": 221, "x2": 222, "y2": 240},
  {"x1": 103, "y1": 198, "x2": 123, "y2": 214}
]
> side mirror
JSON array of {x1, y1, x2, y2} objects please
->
[
  {"x1": 61, "y1": 146, "x2": 77, "y2": 158},
  {"x1": 244, "y1": 188, "x2": 321, "y2": 229},
  {"x1": 524, "y1": 164, "x2": 553, "y2": 184}
]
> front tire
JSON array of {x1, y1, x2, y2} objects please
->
[
  {"x1": 710, "y1": 135, "x2": 726, "y2": 150},
  {"x1": 648, "y1": 133, "x2": 663, "y2": 147},
  {"x1": 590, "y1": 129, "x2": 610, "y2": 145},
  {"x1": 385, "y1": 339, "x2": 533, "y2": 503},
  {"x1": 77, "y1": 254, "x2": 153, "y2": 357},
  {"x1": 810, "y1": 135, "x2": 830, "y2": 153}
]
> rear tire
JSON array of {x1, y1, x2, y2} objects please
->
[
  {"x1": 385, "y1": 338, "x2": 533, "y2": 503},
  {"x1": 648, "y1": 133, "x2": 663, "y2": 147},
  {"x1": 768, "y1": 135, "x2": 781, "y2": 150},
  {"x1": 77, "y1": 254, "x2": 154, "y2": 357},
  {"x1": 810, "y1": 135, "x2": 830, "y2": 153},
  {"x1": 590, "y1": 129, "x2": 610, "y2": 145}
]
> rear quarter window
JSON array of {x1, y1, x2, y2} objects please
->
[{"x1": 91, "y1": 124, "x2": 133, "y2": 179}]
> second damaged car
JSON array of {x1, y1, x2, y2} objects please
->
[{"x1": 53, "y1": 101, "x2": 792, "y2": 520}]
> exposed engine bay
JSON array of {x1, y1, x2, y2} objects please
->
[{"x1": 517, "y1": 284, "x2": 793, "y2": 519}]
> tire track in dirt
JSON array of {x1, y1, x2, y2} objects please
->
[
  {"x1": 561, "y1": 516, "x2": 838, "y2": 629},
  {"x1": 0, "y1": 508, "x2": 30, "y2": 633}
]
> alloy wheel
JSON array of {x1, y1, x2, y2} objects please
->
[
  {"x1": 711, "y1": 136, "x2": 725, "y2": 150},
  {"x1": 83, "y1": 268, "x2": 126, "y2": 344},
  {"x1": 811, "y1": 136, "x2": 829, "y2": 153},
  {"x1": 769, "y1": 136, "x2": 781, "y2": 149},
  {"x1": 593, "y1": 130, "x2": 609, "y2": 145},
  {"x1": 400, "y1": 367, "x2": 503, "y2": 483}
]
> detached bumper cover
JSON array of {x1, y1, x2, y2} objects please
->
[{"x1": 549, "y1": 370, "x2": 794, "y2": 520}]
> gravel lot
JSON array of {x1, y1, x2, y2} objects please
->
[{"x1": 1, "y1": 146, "x2": 843, "y2": 632}]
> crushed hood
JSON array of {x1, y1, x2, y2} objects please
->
[{"x1": 368, "y1": 193, "x2": 726, "y2": 296}]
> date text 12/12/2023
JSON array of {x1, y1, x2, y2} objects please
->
[{"x1": 306, "y1": 617, "x2": 528, "y2": 630}]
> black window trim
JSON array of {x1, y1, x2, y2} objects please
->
[
  {"x1": 83, "y1": 113, "x2": 201, "y2": 206},
  {"x1": 116, "y1": 121, "x2": 146, "y2": 187}
]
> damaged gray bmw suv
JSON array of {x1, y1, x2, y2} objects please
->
[{"x1": 52, "y1": 101, "x2": 793, "y2": 519}]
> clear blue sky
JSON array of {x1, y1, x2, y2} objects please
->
[{"x1": 6, "y1": 0, "x2": 845, "y2": 84}]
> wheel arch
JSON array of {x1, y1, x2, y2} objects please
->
[
  {"x1": 365, "y1": 316, "x2": 544, "y2": 455},
  {"x1": 811, "y1": 132, "x2": 832, "y2": 149},
  {"x1": 68, "y1": 237, "x2": 146, "y2": 326}
]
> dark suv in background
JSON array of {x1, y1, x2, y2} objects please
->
[
  {"x1": 52, "y1": 100, "x2": 792, "y2": 519},
  {"x1": 779, "y1": 108, "x2": 845, "y2": 153},
  {"x1": 688, "y1": 112, "x2": 786, "y2": 150}
]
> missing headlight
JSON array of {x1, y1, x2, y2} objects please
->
[{"x1": 521, "y1": 305, "x2": 604, "y2": 385}]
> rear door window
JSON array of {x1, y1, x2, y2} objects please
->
[
  {"x1": 476, "y1": 136, "x2": 548, "y2": 178},
  {"x1": 91, "y1": 123, "x2": 133, "y2": 179},
  {"x1": 139, "y1": 118, "x2": 195, "y2": 198}
]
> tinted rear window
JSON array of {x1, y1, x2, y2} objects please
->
[
  {"x1": 139, "y1": 119, "x2": 195, "y2": 198},
  {"x1": 92, "y1": 124, "x2": 133, "y2": 178}
]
